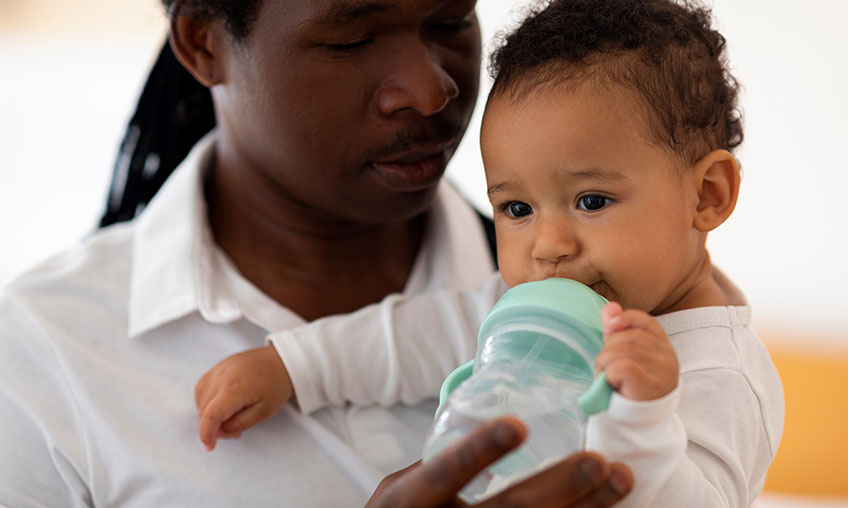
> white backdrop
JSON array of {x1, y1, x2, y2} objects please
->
[{"x1": 1, "y1": 1, "x2": 846, "y2": 345}]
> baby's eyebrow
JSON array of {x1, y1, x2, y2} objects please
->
[
  {"x1": 570, "y1": 168, "x2": 629, "y2": 181},
  {"x1": 487, "y1": 168, "x2": 627, "y2": 195},
  {"x1": 487, "y1": 181, "x2": 511, "y2": 195}
]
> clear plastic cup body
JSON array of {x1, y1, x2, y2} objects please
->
[{"x1": 422, "y1": 310, "x2": 600, "y2": 502}]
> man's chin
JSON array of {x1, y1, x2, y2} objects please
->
[{"x1": 339, "y1": 184, "x2": 440, "y2": 225}]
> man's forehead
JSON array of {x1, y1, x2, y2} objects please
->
[{"x1": 307, "y1": 0, "x2": 398, "y2": 28}]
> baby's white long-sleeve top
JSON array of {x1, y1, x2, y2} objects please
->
[{"x1": 270, "y1": 274, "x2": 784, "y2": 507}]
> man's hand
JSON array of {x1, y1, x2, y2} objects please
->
[
  {"x1": 596, "y1": 302, "x2": 679, "y2": 401},
  {"x1": 194, "y1": 344, "x2": 293, "y2": 451},
  {"x1": 366, "y1": 417, "x2": 633, "y2": 507}
]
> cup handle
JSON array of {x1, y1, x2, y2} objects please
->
[
  {"x1": 578, "y1": 372, "x2": 613, "y2": 416},
  {"x1": 435, "y1": 359, "x2": 476, "y2": 417}
]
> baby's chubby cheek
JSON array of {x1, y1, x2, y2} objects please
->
[
  {"x1": 498, "y1": 261, "x2": 545, "y2": 289},
  {"x1": 497, "y1": 267, "x2": 522, "y2": 289},
  {"x1": 495, "y1": 258, "x2": 526, "y2": 289}
]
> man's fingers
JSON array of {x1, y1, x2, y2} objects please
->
[
  {"x1": 478, "y1": 451, "x2": 609, "y2": 508},
  {"x1": 389, "y1": 417, "x2": 526, "y2": 506},
  {"x1": 572, "y1": 463, "x2": 633, "y2": 508},
  {"x1": 365, "y1": 462, "x2": 421, "y2": 508}
]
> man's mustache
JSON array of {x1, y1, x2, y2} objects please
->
[{"x1": 367, "y1": 120, "x2": 464, "y2": 162}]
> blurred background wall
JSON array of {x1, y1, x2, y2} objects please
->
[{"x1": 1, "y1": 0, "x2": 846, "y2": 505}]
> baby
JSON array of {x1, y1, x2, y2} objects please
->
[{"x1": 194, "y1": 0, "x2": 783, "y2": 506}]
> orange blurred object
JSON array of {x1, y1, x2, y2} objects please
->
[{"x1": 763, "y1": 334, "x2": 848, "y2": 497}]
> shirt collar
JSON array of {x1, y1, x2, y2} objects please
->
[
  {"x1": 404, "y1": 182, "x2": 495, "y2": 293},
  {"x1": 127, "y1": 132, "x2": 495, "y2": 337},
  {"x1": 128, "y1": 132, "x2": 244, "y2": 337}
]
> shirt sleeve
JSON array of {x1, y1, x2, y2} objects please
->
[
  {"x1": 0, "y1": 293, "x2": 92, "y2": 507},
  {"x1": 587, "y1": 368, "x2": 777, "y2": 507},
  {"x1": 269, "y1": 272, "x2": 507, "y2": 414}
]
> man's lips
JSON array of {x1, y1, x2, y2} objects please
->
[
  {"x1": 368, "y1": 144, "x2": 452, "y2": 191},
  {"x1": 375, "y1": 144, "x2": 448, "y2": 164}
]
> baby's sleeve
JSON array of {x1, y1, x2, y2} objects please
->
[
  {"x1": 587, "y1": 366, "x2": 781, "y2": 507},
  {"x1": 269, "y1": 272, "x2": 506, "y2": 414}
]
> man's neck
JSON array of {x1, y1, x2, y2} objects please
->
[{"x1": 205, "y1": 155, "x2": 426, "y2": 322}]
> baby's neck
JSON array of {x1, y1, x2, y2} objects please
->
[
  {"x1": 654, "y1": 255, "x2": 746, "y2": 315},
  {"x1": 710, "y1": 266, "x2": 747, "y2": 306}
]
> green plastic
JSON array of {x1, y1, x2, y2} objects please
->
[
  {"x1": 436, "y1": 360, "x2": 475, "y2": 416},
  {"x1": 436, "y1": 278, "x2": 614, "y2": 417},
  {"x1": 578, "y1": 372, "x2": 613, "y2": 415},
  {"x1": 478, "y1": 278, "x2": 606, "y2": 345}
]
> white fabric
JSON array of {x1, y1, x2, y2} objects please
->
[
  {"x1": 587, "y1": 305, "x2": 784, "y2": 507},
  {"x1": 0, "y1": 133, "x2": 496, "y2": 507},
  {"x1": 274, "y1": 289, "x2": 783, "y2": 507},
  {"x1": 272, "y1": 273, "x2": 506, "y2": 414}
]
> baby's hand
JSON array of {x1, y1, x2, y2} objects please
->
[
  {"x1": 595, "y1": 302, "x2": 679, "y2": 401},
  {"x1": 194, "y1": 344, "x2": 293, "y2": 451}
]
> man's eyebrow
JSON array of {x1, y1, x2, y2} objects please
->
[{"x1": 310, "y1": 1, "x2": 395, "y2": 28}]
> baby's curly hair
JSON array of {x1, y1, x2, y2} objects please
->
[
  {"x1": 489, "y1": 0, "x2": 743, "y2": 163},
  {"x1": 161, "y1": 0, "x2": 261, "y2": 40}
]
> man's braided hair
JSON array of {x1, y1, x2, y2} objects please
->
[{"x1": 101, "y1": 0, "x2": 261, "y2": 226}]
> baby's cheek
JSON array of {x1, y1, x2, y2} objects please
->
[
  {"x1": 495, "y1": 248, "x2": 527, "y2": 287},
  {"x1": 498, "y1": 265, "x2": 525, "y2": 288}
]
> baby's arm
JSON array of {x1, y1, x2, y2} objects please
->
[
  {"x1": 194, "y1": 272, "x2": 505, "y2": 448},
  {"x1": 270, "y1": 272, "x2": 506, "y2": 413},
  {"x1": 589, "y1": 306, "x2": 781, "y2": 507}
]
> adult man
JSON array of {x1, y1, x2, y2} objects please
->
[{"x1": 0, "y1": 0, "x2": 632, "y2": 505}]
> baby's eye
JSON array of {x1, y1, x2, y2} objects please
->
[
  {"x1": 577, "y1": 195, "x2": 611, "y2": 211},
  {"x1": 505, "y1": 201, "x2": 533, "y2": 218}
]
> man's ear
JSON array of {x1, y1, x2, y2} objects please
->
[
  {"x1": 169, "y1": 15, "x2": 229, "y2": 88},
  {"x1": 692, "y1": 149, "x2": 741, "y2": 232}
]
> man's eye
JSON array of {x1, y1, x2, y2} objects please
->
[
  {"x1": 325, "y1": 39, "x2": 372, "y2": 53},
  {"x1": 577, "y1": 195, "x2": 611, "y2": 211},
  {"x1": 433, "y1": 18, "x2": 473, "y2": 33},
  {"x1": 505, "y1": 201, "x2": 533, "y2": 218}
]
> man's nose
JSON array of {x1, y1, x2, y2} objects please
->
[
  {"x1": 375, "y1": 42, "x2": 460, "y2": 117},
  {"x1": 531, "y1": 216, "x2": 580, "y2": 263}
]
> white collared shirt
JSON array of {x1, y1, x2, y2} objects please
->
[{"x1": 0, "y1": 133, "x2": 496, "y2": 507}]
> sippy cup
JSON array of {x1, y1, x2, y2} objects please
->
[{"x1": 421, "y1": 278, "x2": 613, "y2": 502}]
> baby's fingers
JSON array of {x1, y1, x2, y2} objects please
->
[
  {"x1": 601, "y1": 302, "x2": 627, "y2": 338},
  {"x1": 194, "y1": 371, "x2": 214, "y2": 414},
  {"x1": 219, "y1": 402, "x2": 274, "y2": 436},
  {"x1": 609, "y1": 308, "x2": 666, "y2": 338},
  {"x1": 199, "y1": 391, "x2": 249, "y2": 451}
]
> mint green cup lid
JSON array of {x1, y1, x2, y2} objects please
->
[
  {"x1": 436, "y1": 278, "x2": 613, "y2": 417},
  {"x1": 477, "y1": 278, "x2": 606, "y2": 348}
]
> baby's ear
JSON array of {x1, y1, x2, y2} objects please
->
[{"x1": 692, "y1": 149, "x2": 741, "y2": 232}]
